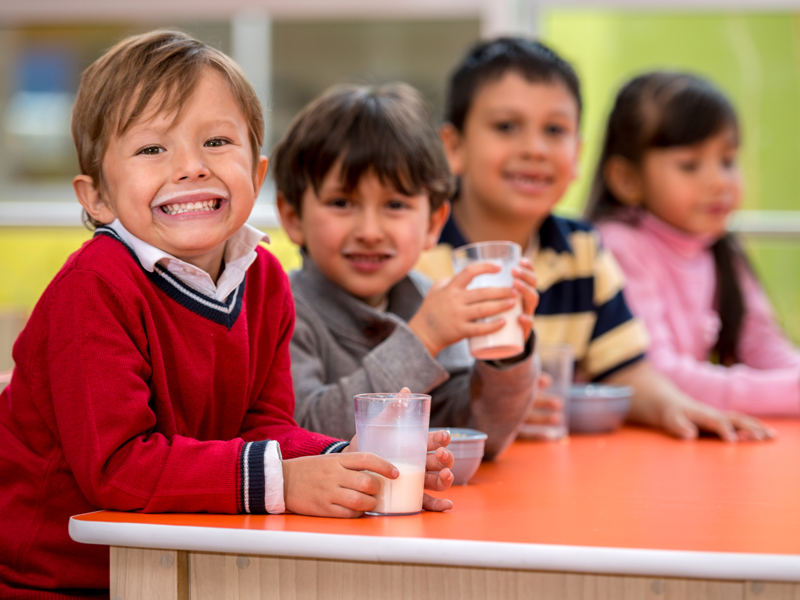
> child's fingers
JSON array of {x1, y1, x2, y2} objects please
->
[
  {"x1": 513, "y1": 279, "x2": 539, "y2": 315},
  {"x1": 465, "y1": 298, "x2": 517, "y2": 322},
  {"x1": 427, "y1": 429, "x2": 451, "y2": 452},
  {"x1": 339, "y1": 452, "x2": 399, "y2": 479},
  {"x1": 536, "y1": 372, "x2": 553, "y2": 391},
  {"x1": 532, "y1": 394, "x2": 563, "y2": 410},
  {"x1": 422, "y1": 493, "x2": 453, "y2": 512},
  {"x1": 726, "y1": 413, "x2": 776, "y2": 441},
  {"x1": 465, "y1": 318, "x2": 507, "y2": 338},
  {"x1": 686, "y1": 407, "x2": 740, "y2": 442},
  {"x1": 518, "y1": 314, "x2": 534, "y2": 341},
  {"x1": 451, "y1": 262, "x2": 502, "y2": 288},
  {"x1": 512, "y1": 264, "x2": 538, "y2": 289},
  {"x1": 322, "y1": 503, "x2": 366, "y2": 519},
  {"x1": 330, "y1": 486, "x2": 378, "y2": 515},
  {"x1": 663, "y1": 410, "x2": 703, "y2": 441},
  {"x1": 424, "y1": 466, "x2": 453, "y2": 492},
  {"x1": 462, "y1": 286, "x2": 516, "y2": 304},
  {"x1": 425, "y1": 446, "x2": 454, "y2": 471}
]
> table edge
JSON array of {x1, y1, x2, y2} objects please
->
[{"x1": 69, "y1": 516, "x2": 800, "y2": 582}]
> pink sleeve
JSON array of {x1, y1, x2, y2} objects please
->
[{"x1": 600, "y1": 223, "x2": 800, "y2": 416}]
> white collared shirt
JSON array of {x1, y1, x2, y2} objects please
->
[{"x1": 107, "y1": 219, "x2": 269, "y2": 301}]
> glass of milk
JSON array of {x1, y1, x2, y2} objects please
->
[
  {"x1": 519, "y1": 343, "x2": 574, "y2": 440},
  {"x1": 354, "y1": 392, "x2": 431, "y2": 516},
  {"x1": 452, "y1": 241, "x2": 524, "y2": 360}
]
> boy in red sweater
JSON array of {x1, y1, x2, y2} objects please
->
[{"x1": 0, "y1": 30, "x2": 453, "y2": 599}]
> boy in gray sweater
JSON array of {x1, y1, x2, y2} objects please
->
[{"x1": 273, "y1": 83, "x2": 539, "y2": 459}]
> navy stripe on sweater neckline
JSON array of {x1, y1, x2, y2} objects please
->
[{"x1": 93, "y1": 227, "x2": 245, "y2": 330}]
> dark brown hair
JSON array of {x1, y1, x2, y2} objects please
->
[
  {"x1": 585, "y1": 72, "x2": 745, "y2": 365},
  {"x1": 445, "y1": 37, "x2": 582, "y2": 133},
  {"x1": 71, "y1": 29, "x2": 264, "y2": 229},
  {"x1": 271, "y1": 83, "x2": 453, "y2": 213}
]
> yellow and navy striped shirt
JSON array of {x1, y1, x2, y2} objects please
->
[{"x1": 416, "y1": 214, "x2": 649, "y2": 381}]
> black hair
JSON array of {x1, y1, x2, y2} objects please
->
[
  {"x1": 585, "y1": 72, "x2": 745, "y2": 366},
  {"x1": 445, "y1": 37, "x2": 582, "y2": 133},
  {"x1": 271, "y1": 83, "x2": 453, "y2": 214}
]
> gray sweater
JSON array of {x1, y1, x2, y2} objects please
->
[{"x1": 288, "y1": 254, "x2": 538, "y2": 459}]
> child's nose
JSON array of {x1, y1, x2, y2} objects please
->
[
  {"x1": 173, "y1": 149, "x2": 211, "y2": 182},
  {"x1": 520, "y1": 132, "x2": 547, "y2": 158},
  {"x1": 354, "y1": 209, "x2": 384, "y2": 243}
]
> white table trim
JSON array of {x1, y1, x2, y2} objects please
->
[{"x1": 69, "y1": 515, "x2": 800, "y2": 582}]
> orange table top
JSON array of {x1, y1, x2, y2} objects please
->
[{"x1": 72, "y1": 419, "x2": 800, "y2": 557}]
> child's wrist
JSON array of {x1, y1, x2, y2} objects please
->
[{"x1": 408, "y1": 317, "x2": 441, "y2": 357}]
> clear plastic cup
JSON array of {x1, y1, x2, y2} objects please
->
[
  {"x1": 452, "y1": 241, "x2": 524, "y2": 360},
  {"x1": 519, "y1": 343, "x2": 574, "y2": 441},
  {"x1": 354, "y1": 393, "x2": 431, "y2": 516}
]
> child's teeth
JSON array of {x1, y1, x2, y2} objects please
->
[{"x1": 160, "y1": 199, "x2": 220, "y2": 215}]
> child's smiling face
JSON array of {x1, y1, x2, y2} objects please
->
[
  {"x1": 639, "y1": 128, "x2": 742, "y2": 238},
  {"x1": 443, "y1": 72, "x2": 581, "y2": 229},
  {"x1": 279, "y1": 167, "x2": 448, "y2": 307},
  {"x1": 74, "y1": 67, "x2": 268, "y2": 278}
]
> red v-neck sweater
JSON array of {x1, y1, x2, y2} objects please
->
[{"x1": 0, "y1": 231, "x2": 341, "y2": 598}]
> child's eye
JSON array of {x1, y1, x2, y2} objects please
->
[
  {"x1": 677, "y1": 160, "x2": 700, "y2": 173},
  {"x1": 137, "y1": 146, "x2": 164, "y2": 156},
  {"x1": 544, "y1": 123, "x2": 567, "y2": 136},
  {"x1": 386, "y1": 199, "x2": 410, "y2": 211},
  {"x1": 204, "y1": 138, "x2": 230, "y2": 148},
  {"x1": 493, "y1": 121, "x2": 518, "y2": 134},
  {"x1": 722, "y1": 156, "x2": 737, "y2": 169},
  {"x1": 325, "y1": 198, "x2": 351, "y2": 209}
]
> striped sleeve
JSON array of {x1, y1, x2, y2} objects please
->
[{"x1": 585, "y1": 246, "x2": 649, "y2": 380}]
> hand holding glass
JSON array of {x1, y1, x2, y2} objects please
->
[
  {"x1": 452, "y1": 241, "x2": 524, "y2": 360},
  {"x1": 354, "y1": 392, "x2": 431, "y2": 515}
]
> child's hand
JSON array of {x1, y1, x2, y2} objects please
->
[
  {"x1": 655, "y1": 395, "x2": 777, "y2": 442},
  {"x1": 609, "y1": 361, "x2": 777, "y2": 442},
  {"x1": 423, "y1": 429, "x2": 455, "y2": 512},
  {"x1": 513, "y1": 258, "x2": 539, "y2": 343},
  {"x1": 408, "y1": 262, "x2": 520, "y2": 357},
  {"x1": 282, "y1": 452, "x2": 398, "y2": 518}
]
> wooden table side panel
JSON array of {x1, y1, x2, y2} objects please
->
[
  {"x1": 109, "y1": 547, "x2": 185, "y2": 600},
  {"x1": 745, "y1": 582, "x2": 800, "y2": 600},
  {"x1": 182, "y1": 552, "x2": 783, "y2": 600}
]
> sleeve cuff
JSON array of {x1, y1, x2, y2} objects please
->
[
  {"x1": 239, "y1": 440, "x2": 285, "y2": 514},
  {"x1": 322, "y1": 440, "x2": 350, "y2": 454}
]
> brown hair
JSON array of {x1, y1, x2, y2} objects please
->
[
  {"x1": 585, "y1": 72, "x2": 746, "y2": 366},
  {"x1": 271, "y1": 83, "x2": 453, "y2": 213},
  {"x1": 445, "y1": 37, "x2": 582, "y2": 133},
  {"x1": 71, "y1": 29, "x2": 264, "y2": 229}
]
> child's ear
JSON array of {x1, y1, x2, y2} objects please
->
[
  {"x1": 604, "y1": 155, "x2": 644, "y2": 206},
  {"x1": 253, "y1": 156, "x2": 269, "y2": 193},
  {"x1": 439, "y1": 123, "x2": 464, "y2": 176},
  {"x1": 73, "y1": 175, "x2": 116, "y2": 224},
  {"x1": 276, "y1": 192, "x2": 306, "y2": 247},
  {"x1": 424, "y1": 200, "x2": 451, "y2": 250}
]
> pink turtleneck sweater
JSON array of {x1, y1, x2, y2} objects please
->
[{"x1": 598, "y1": 212, "x2": 800, "y2": 416}]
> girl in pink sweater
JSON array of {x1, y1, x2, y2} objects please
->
[{"x1": 586, "y1": 71, "x2": 800, "y2": 416}]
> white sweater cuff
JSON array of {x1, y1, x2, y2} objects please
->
[{"x1": 264, "y1": 440, "x2": 286, "y2": 514}]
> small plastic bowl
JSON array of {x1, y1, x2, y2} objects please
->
[
  {"x1": 431, "y1": 428, "x2": 487, "y2": 485},
  {"x1": 568, "y1": 384, "x2": 633, "y2": 434}
]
